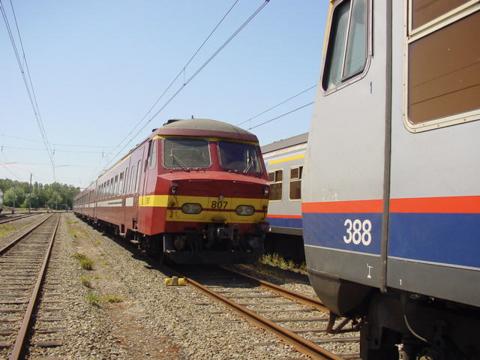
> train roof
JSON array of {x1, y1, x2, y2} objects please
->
[
  {"x1": 153, "y1": 118, "x2": 258, "y2": 143},
  {"x1": 261, "y1": 132, "x2": 308, "y2": 154},
  {"x1": 83, "y1": 118, "x2": 259, "y2": 191}
]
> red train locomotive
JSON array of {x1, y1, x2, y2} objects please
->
[{"x1": 74, "y1": 119, "x2": 270, "y2": 263}]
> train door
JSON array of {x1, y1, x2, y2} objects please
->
[
  {"x1": 137, "y1": 139, "x2": 158, "y2": 233},
  {"x1": 387, "y1": 1, "x2": 480, "y2": 307},
  {"x1": 131, "y1": 156, "x2": 143, "y2": 232},
  {"x1": 303, "y1": 0, "x2": 391, "y2": 313}
]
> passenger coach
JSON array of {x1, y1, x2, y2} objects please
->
[
  {"x1": 262, "y1": 133, "x2": 307, "y2": 260},
  {"x1": 74, "y1": 119, "x2": 270, "y2": 264},
  {"x1": 304, "y1": 1, "x2": 480, "y2": 359}
]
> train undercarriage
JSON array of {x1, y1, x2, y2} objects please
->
[
  {"x1": 310, "y1": 272, "x2": 480, "y2": 360},
  {"x1": 78, "y1": 214, "x2": 264, "y2": 264}
]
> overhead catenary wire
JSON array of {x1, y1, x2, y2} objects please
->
[
  {"x1": 237, "y1": 84, "x2": 316, "y2": 126},
  {"x1": 0, "y1": 0, "x2": 56, "y2": 180},
  {"x1": 109, "y1": 0, "x2": 241, "y2": 157},
  {"x1": 248, "y1": 101, "x2": 314, "y2": 130},
  {"x1": 0, "y1": 145, "x2": 108, "y2": 155},
  {"x1": 0, "y1": 133, "x2": 114, "y2": 149},
  {"x1": 104, "y1": 0, "x2": 271, "y2": 170}
]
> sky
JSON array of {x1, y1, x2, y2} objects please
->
[{"x1": 0, "y1": 0, "x2": 329, "y2": 188}]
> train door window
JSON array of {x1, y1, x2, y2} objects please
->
[
  {"x1": 147, "y1": 140, "x2": 157, "y2": 169},
  {"x1": 122, "y1": 167, "x2": 128, "y2": 194},
  {"x1": 289, "y1": 166, "x2": 303, "y2": 200},
  {"x1": 119, "y1": 172, "x2": 124, "y2": 195},
  {"x1": 128, "y1": 164, "x2": 135, "y2": 193},
  {"x1": 322, "y1": 0, "x2": 369, "y2": 91},
  {"x1": 136, "y1": 160, "x2": 142, "y2": 192},
  {"x1": 268, "y1": 170, "x2": 283, "y2": 201},
  {"x1": 115, "y1": 175, "x2": 119, "y2": 195},
  {"x1": 406, "y1": 3, "x2": 480, "y2": 130}
]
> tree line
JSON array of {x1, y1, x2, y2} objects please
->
[{"x1": 0, "y1": 178, "x2": 80, "y2": 210}]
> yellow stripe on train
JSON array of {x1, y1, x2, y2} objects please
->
[
  {"x1": 268, "y1": 153, "x2": 304, "y2": 165},
  {"x1": 139, "y1": 194, "x2": 268, "y2": 224},
  {"x1": 139, "y1": 195, "x2": 267, "y2": 210}
]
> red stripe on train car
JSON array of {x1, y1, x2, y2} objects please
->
[
  {"x1": 390, "y1": 196, "x2": 480, "y2": 213},
  {"x1": 302, "y1": 199, "x2": 383, "y2": 214}
]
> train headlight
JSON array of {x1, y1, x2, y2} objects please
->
[
  {"x1": 235, "y1": 205, "x2": 255, "y2": 216},
  {"x1": 181, "y1": 203, "x2": 202, "y2": 214}
]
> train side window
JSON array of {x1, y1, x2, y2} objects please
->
[
  {"x1": 119, "y1": 172, "x2": 124, "y2": 195},
  {"x1": 129, "y1": 164, "x2": 135, "y2": 193},
  {"x1": 322, "y1": 0, "x2": 369, "y2": 91},
  {"x1": 123, "y1": 167, "x2": 131, "y2": 194},
  {"x1": 268, "y1": 170, "x2": 283, "y2": 201},
  {"x1": 147, "y1": 140, "x2": 157, "y2": 169},
  {"x1": 410, "y1": 0, "x2": 470, "y2": 30},
  {"x1": 289, "y1": 166, "x2": 303, "y2": 200},
  {"x1": 136, "y1": 160, "x2": 142, "y2": 192},
  {"x1": 406, "y1": 5, "x2": 480, "y2": 130}
]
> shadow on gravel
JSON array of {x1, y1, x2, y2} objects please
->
[{"x1": 87, "y1": 225, "x2": 304, "y2": 290}]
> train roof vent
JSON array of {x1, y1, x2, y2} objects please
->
[
  {"x1": 163, "y1": 119, "x2": 182, "y2": 126},
  {"x1": 151, "y1": 128, "x2": 158, "y2": 132}
]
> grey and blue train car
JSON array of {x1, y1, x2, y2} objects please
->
[
  {"x1": 303, "y1": 0, "x2": 480, "y2": 358},
  {"x1": 262, "y1": 133, "x2": 307, "y2": 261}
]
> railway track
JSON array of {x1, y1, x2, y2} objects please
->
[
  {"x1": 0, "y1": 214, "x2": 61, "y2": 360},
  {"x1": 177, "y1": 265, "x2": 360, "y2": 360},
  {"x1": 0, "y1": 214, "x2": 36, "y2": 226}
]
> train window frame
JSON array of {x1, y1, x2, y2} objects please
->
[
  {"x1": 404, "y1": 2, "x2": 480, "y2": 132},
  {"x1": 119, "y1": 172, "x2": 124, "y2": 195},
  {"x1": 217, "y1": 140, "x2": 262, "y2": 175},
  {"x1": 130, "y1": 163, "x2": 136, "y2": 194},
  {"x1": 408, "y1": 0, "x2": 477, "y2": 36},
  {"x1": 321, "y1": 0, "x2": 372, "y2": 95},
  {"x1": 162, "y1": 137, "x2": 212, "y2": 170},
  {"x1": 289, "y1": 165, "x2": 303, "y2": 201},
  {"x1": 268, "y1": 169, "x2": 283, "y2": 201},
  {"x1": 114, "y1": 175, "x2": 119, "y2": 196},
  {"x1": 147, "y1": 140, "x2": 157, "y2": 170},
  {"x1": 136, "y1": 160, "x2": 142, "y2": 192}
]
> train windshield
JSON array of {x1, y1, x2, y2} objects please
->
[
  {"x1": 163, "y1": 138, "x2": 211, "y2": 169},
  {"x1": 218, "y1": 141, "x2": 261, "y2": 174}
]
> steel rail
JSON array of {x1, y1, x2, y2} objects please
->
[
  {"x1": 185, "y1": 275, "x2": 344, "y2": 360},
  {"x1": 9, "y1": 215, "x2": 60, "y2": 360},
  {"x1": 222, "y1": 266, "x2": 329, "y2": 312},
  {"x1": 0, "y1": 214, "x2": 35, "y2": 225},
  {"x1": 0, "y1": 214, "x2": 51, "y2": 255}
]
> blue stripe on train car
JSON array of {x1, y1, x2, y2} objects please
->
[
  {"x1": 266, "y1": 216, "x2": 303, "y2": 230},
  {"x1": 303, "y1": 213, "x2": 383, "y2": 255},
  {"x1": 388, "y1": 213, "x2": 480, "y2": 269}
]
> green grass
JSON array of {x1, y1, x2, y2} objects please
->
[
  {"x1": 0, "y1": 224, "x2": 15, "y2": 238},
  {"x1": 85, "y1": 292, "x2": 101, "y2": 307},
  {"x1": 259, "y1": 253, "x2": 306, "y2": 274},
  {"x1": 72, "y1": 252, "x2": 94, "y2": 270}
]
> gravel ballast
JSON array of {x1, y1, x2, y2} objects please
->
[{"x1": 60, "y1": 214, "x2": 307, "y2": 359}]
